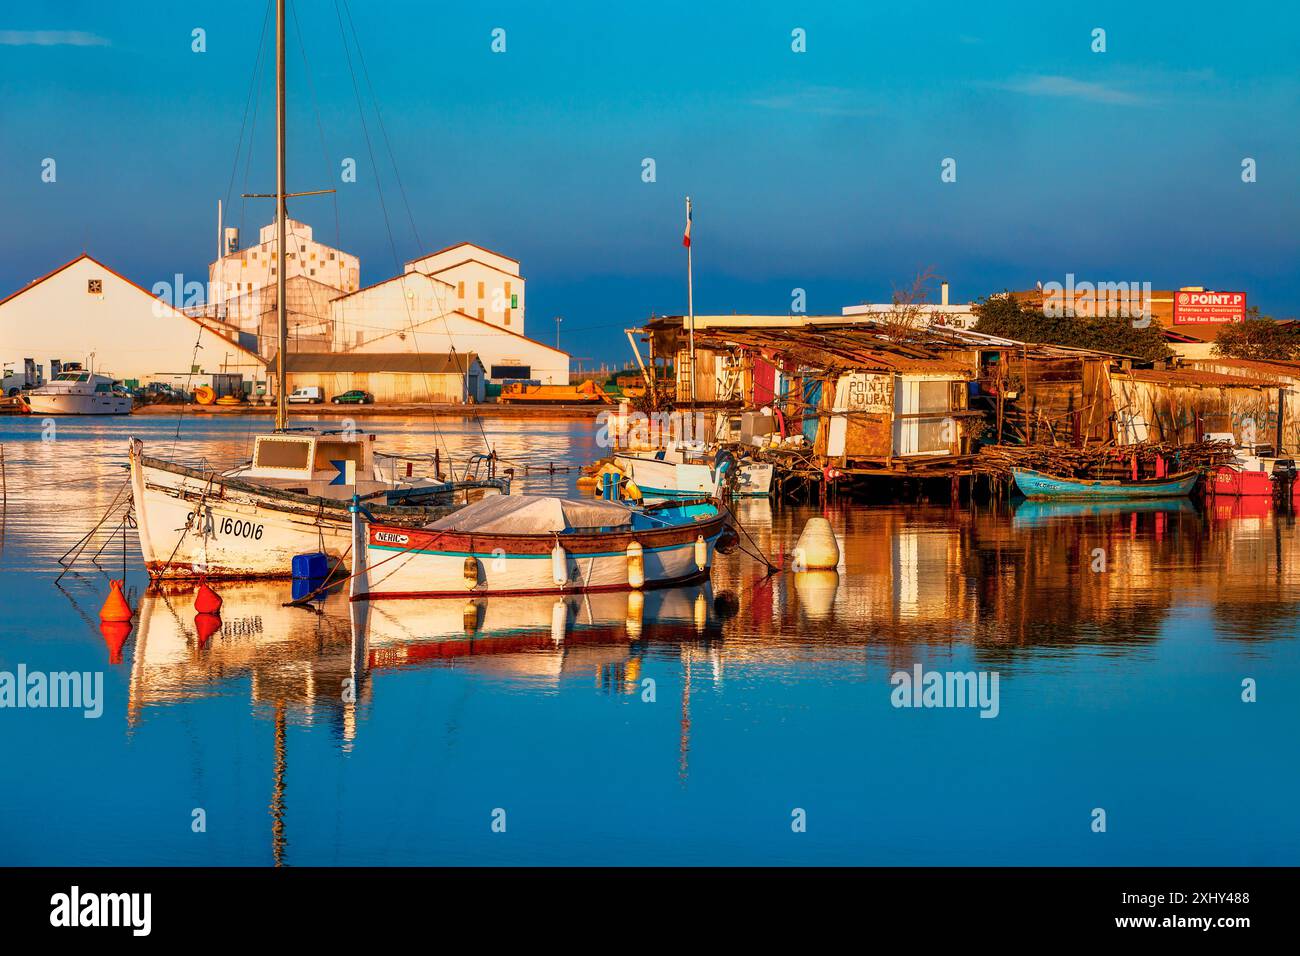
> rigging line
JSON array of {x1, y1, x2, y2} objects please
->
[
  {"x1": 289, "y1": 0, "x2": 343, "y2": 250},
  {"x1": 341, "y1": 0, "x2": 422, "y2": 252},
  {"x1": 169, "y1": 323, "x2": 208, "y2": 457},
  {"x1": 332, "y1": 4, "x2": 459, "y2": 468},
  {"x1": 223, "y1": 0, "x2": 274, "y2": 217},
  {"x1": 238, "y1": 7, "x2": 275, "y2": 240},
  {"x1": 337, "y1": 0, "x2": 493, "y2": 462}
]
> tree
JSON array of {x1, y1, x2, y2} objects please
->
[
  {"x1": 973, "y1": 293, "x2": 1172, "y2": 361},
  {"x1": 1212, "y1": 313, "x2": 1300, "y2": 361},
  {"x1": 880, "y1": 267, "x2": 940, "y2": 343}
]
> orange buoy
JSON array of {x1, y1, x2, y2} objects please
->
[
  {"x1": 194, "y1": 612, "x2": 222, "y2": 649},
  {"x1": 100, "y1": 579, "x2": 133, "y2": 622},
  {"x1": 194, "y1": 580, "x2": 223, "y2": 614},
  {"x1": 99, "y1": 620, "x2": 132, "y2": 664}
]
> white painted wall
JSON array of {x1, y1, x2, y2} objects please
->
[
  {"x1": 209, "y1": 218, "x2": 360, "y2": 306},
  {"x1": 331, "y1": 272, "x2": 567, "y2": 384},
  {"x1": 0, "y1": 256, "x2": 264, "y2": 384},
  {"x1": 405, "y1": 244, "x2": 525, "y2": 334}
]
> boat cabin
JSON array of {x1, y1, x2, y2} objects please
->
[{"x1": 242, "y1": 432, "x2": 379, "y2": 496}]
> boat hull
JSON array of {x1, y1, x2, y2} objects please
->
[
  {"x1": 356, "y1": 509, "x2": 727, "y2": 599},
  {"x1": 615, "y1": 453, "x2": 773, "y2": 498},
  {"x1": 25, "y1": 392, "x2": 132, "y2": 415},
  {"x1": 129, "y1": 440, "x2": 501, "y2": 579},
  {"x1": 1207, "y1": 466, "x2": 1276, "y2": 498},
  {"x1": 1011, "y1": 467, "x2": 1199, "y2": 500},
  {"x1": 132, "y1": 452, "x2": 358, "y2": 579}
]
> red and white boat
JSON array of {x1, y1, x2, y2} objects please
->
[
  {"x1": 1203, "y1": 432, "x2": 1297, "y2": 499},
  {"x1": 352, "y1": 494, "x2": 734, "y2": 599}
]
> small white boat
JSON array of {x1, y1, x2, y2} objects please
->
[
  {"x1": 130, "y1": 432, "x2": 509, "y2": 579},
  {"x1": 353, "y1": 494, "x2": 735, "y2": 599},
  {"x1": 614, "y1": 446, "x2": 773, "y2": 498},
  {"x1": 25, "y1": 367, "x2": 132, "y2": 415}
]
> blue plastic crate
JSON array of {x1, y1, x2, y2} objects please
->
[{"x1": 291, "y1": 552, "x2": 329, "y2": 580}]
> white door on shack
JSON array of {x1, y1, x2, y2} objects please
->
[{"x1": 893, "y1": 376, "x2": 954, "y2": 456}]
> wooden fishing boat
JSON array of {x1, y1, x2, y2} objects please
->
[
  {"x1": 130, "y1": 435, "x2": 508, "y2": 579},
  {"x1": 352, "y1": 494, "x2": 734, "y2": 599},
  {"x1": 1011, "y1": 467, "x2": 1199, "y2": 500}
]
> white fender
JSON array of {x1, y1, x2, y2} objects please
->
[
  {"x1": 626, "y1": 540, "x2": 645, "y2": 589},
  {"x1": 551, "y1": 541, "x2": 568, "y2": 586}
]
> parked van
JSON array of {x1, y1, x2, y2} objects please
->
[{"x1": 287, "y1": 386, "x2": 324, "y2": 404}]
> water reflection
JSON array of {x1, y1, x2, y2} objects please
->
[
  {"x1": 121, "y1": 579, "x2": 732, "y2": 737},
  {"x1": 6, "y1": 417, "x2": 1300, "y2": 864}
]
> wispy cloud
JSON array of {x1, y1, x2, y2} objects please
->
[
  {"x1": 0, "y1": 30, "x2": 110, "y2": 47},
  {"x1": 750, "y1": 86, "x2": 877, "y2": 118},
  {"x1": 995, "y1": 74, "x2": 1146, "y2": 106}
]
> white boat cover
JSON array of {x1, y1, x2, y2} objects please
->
[{"x1": 424, "y1": 495, "x2": 634, "y2": 533}]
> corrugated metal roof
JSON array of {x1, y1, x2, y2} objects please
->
[
  {"x1": 1115, "y1": 367, "x2": 1282, "y2": 388},
  {"x1": 1187, "y1": 357, "x2": 1300, "y2": 380},
  {"x1": 282, "y1": 352, "x2": 481, "y2": 374}
]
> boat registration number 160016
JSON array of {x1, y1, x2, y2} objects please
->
[
  {"x1": 190, "y1": 510, "x2": 266, "y2": 541},
  {"x1": 218, "y1": 517, "x2": 264, "y2": 540}
]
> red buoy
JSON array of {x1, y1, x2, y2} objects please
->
[
  {"x1": 100, "y1": 579, "x2": 133, "y2": 622},
  {"x1": 194, "y1": 581, "x2": 223, "y2": 614},
  {"x1": 194, "y1": 612, "x2": 222, "y2": 649},
  {"x1": 99, "y1": 620, "x2": 132, "y2": 664}
]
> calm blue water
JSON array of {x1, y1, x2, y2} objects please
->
[{"x1": 1, "y1": 415, "x2": 1297, "y2": 865}]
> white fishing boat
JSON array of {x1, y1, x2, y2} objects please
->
[
  {"x1": 25, "y1": 366, "x2": 132, "y2": 416},
  {"x1": 129, "y1": 0, "x2": 507, "y2": 580},
  {"x1": 129, "y1": 434, "x2": 507, "y2": 579},
  {"x1": 352, "y1": 494, "x2": 736, "y2": 599},
  {"x1": 614, "y1": 446, "x2": 774, "y2": 498}
]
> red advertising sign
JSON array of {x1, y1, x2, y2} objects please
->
[{"x1": 1173, "y1": 290, "x2": 1246, "y2": 325}]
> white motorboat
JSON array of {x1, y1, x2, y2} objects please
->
[
  {"x1": 614, "y1": 446, "x2": 774, "y2": 498},
  {"x1": 25, "y1": 367, "x2": 132, "y2": 415}
]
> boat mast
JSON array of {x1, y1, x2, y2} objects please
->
[
  {"x1": 275, "y1": 0, "x2": 288, "y2": 432},
  {"x1": 686, "y1": 195, "x2": 695, "y2": 408}
]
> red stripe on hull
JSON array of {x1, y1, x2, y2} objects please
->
[{"x1": 352, "y1": 568, "x2": 711, "y2": 601}]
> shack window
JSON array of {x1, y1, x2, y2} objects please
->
[{"x1": 916, "y1": 380, "x2": 950, "y2": 413}]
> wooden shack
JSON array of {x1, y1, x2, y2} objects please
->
[{"x1": 1109, "y1": 366, "x2": 1284, "y2": 448}]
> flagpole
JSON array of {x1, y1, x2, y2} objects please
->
[{"x1": 686, "y1": 196, "x2": 695, "y2": 408}]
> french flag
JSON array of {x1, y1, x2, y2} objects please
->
[{"x1": 682, "y1": 198, "x2": 692, "y2": 248}]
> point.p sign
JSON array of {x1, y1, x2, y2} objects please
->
[{"x1": 1173, "y1": 290, "x2": 1246, "y2": 325}]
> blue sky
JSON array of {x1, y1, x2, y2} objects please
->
[{"x1": 1, "y1": 0, "x2": 1298, "y2": 364}]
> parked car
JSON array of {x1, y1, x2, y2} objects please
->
[
  {"x1": 331, "y1": 390, "x2": 375, "y2": 405},
  {"x1": 287, "y1": 386, "x2": 324, "y2": 404}
]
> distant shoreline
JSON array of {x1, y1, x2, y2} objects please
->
[{"x1": 130, "y1": 402, "x2": 605, "y2": 419}]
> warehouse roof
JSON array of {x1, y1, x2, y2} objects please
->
[{"x1": 282, "y1": 352, "x2": 482, "y2": 374}]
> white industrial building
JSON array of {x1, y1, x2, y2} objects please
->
[
  {"x1": 209, "y1": 218, "x2": 360, "y2": 309},
  {"x1": 404, "y1": 242, "x2": 525, "y2": 331},
  {"x1": 198, "y1": 226, "x2": 568, "y2": 386},
  {"x1": 1, "y1": 225, "x2": 566, "y2": 405},
  {"x1": 0, "y1": 254, "x2": 264, "y2": 390},
  {"x1": 331, "y1": 242, "x2": 569, "y2": 385}
]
